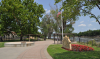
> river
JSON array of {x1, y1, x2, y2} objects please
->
[{"x1": 51, "y1": 36, "x2": 100, "y2": 42}]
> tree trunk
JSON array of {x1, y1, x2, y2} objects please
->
[
  {"x1": 20, "y1": 32, "x2": 23, "y2": 41},
  {"x1": 44, "y1": 35, "x2": 46, "y2": 41},
  {"x1": 48, "y1": 33, "x2": 51, "y2": 39},
  {"x1": 0, "y1": 36, "x2": 3, "y2": 42},
  {"x1": 20, "y1": 35, "x2": 23, "y2": 41}
]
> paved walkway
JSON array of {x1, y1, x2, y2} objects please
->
[{"x1": 0, "y1": 40, "x2": 53, "y2": 59}]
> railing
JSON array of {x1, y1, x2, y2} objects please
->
[{"x1": 78, "y1": 37, "x2": 100, "y2": 47}]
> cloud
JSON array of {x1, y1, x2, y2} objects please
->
[
  {"x1": 88, "y1": 24, "x2": 92, "y2": 26},
  {"x1": 91, "y1": 20, "x2": 96, "y2": 22},
  {"x1": 45, "y1": 9, "x2": 50, "y2": 14},
  {"x1": 46, "y1": 10, "x2": 50, "y2": 14},
  {"x1": 45, "y1": 9, "x2": 47, "y2": 11},
  {"x1": 80, "y1": 21, "x2": 84, "y2": 23},
  {"x1": 93, "y1": 28, "x2": 96, "y2": 30},
  {"x1": 78, "y1": 24, "x2": 86, "y2": 26}
]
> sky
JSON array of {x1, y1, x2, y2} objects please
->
[
  {"x1": 35, "y1": 0, "x2": 100, "y2": 33},
  {"x1": 0, "y1": 0, "x2": 100, "y2": 33}
]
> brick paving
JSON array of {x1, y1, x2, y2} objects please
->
[{"x1": 16, "y1": 40, "x2": 53, "y2": 59}]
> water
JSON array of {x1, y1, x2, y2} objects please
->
[{"x1": 51, "y1": 36, "x2": 100, "y2": 42}]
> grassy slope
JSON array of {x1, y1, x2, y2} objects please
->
[{"x1": 47, "y1": 44, "x2": 100, "y2": 59}]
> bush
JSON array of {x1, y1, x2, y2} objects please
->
[
  {"x1": 88, "y1": 40, "x2": 95, "y2": 44},
  {"x1": 88, "y1": 40, "x2": 96, "y2": 46}
]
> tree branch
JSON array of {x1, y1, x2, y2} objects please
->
[
  {"x1": 96, "y1": 4, "x2": 100, "y2": 10},
  {"x1": 12, "y1": 12, "x2": 19, "y2": 24},
  {"x1": 80, "y1": 8, "x2": 100, "y2": 25}
]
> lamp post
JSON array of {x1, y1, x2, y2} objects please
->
[{"x1": 61, "y1": 0, "x2": 63, "y2": 41}]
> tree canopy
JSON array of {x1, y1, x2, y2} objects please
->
[
  {"x1": 40, "y1": 14, "x2": 54, "y2": 39},
  {"x1": 0, "y1": 0, "x2": 45, "y2": 40},
  {"x1": 55, "y1": 0, "x2": 100, "y2": 24},
  {"x1": 74, "y1": 29, "x2": 100, "y2": 37}
]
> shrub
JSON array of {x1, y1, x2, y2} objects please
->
[{"x1": 88, "y1": 40, "x2": 96, "y2": 45}]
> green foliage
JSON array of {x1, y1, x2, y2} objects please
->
[
  {"x1": 40, "y1": 14, "x2": 53, "y2": 38},
  {"x1": 50, "y1": 7, "x2": 75, "y2": 33},
  {"x1": 54, "y1": 0, "x2": 100, "y2": 24},
  {"x1": 50, "y1": 9, "x2": 60, "y2": 33},
  {"x1": 0, "y1": 0, "x2": 45, "y2": 40},
  {"x1": 54, "y1": 1, "x2": 79, "y2": 33},
  {"x1": 75, "y1": 29, "x2": 100, "y2": 36},
  {"x1": 88, "y1": 40, "x2": 96, "y2": 46}
]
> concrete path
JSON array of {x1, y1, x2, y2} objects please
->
[{"x1": 0, "y1": 40, "x2": 53, "y2": 59}]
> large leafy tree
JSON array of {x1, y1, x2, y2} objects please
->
[{"x1": 0, "y1": 0, "x2": 45, "y2": 41}]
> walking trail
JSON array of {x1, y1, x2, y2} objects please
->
[{"x1": 0, "y1": 39, "x2": 54, "y2": 59}]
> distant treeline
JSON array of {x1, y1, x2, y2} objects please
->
[{"x1": 73, "y1": 29, "x2": 100, "y2": 36}]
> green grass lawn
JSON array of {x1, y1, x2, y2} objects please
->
[
  {"x1": 47, "y1": 44, "x2": 100, "y2": 59},
  {"x1": 0, "y1": 42, "x2": 5, "y2": 48}
]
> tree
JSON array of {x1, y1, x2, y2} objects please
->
[
  {"x1": 50, "y1": 6, "x2": 61, "y2": 33},
  {"x1": 40, "y1": 14, "x2": 54, "y2": 39},
  {"x1": 50, "y1": 5, "x2": 75, "y2": 34},
  {"x1": 0, "y1": 0, "x2": 45, "y2": 41},
  {"x1": 55, "y1": 0, "x2": 100, "y2": 24},
  {"x1": 76, "y1": 29, "x2": 100, "y2": 37}
]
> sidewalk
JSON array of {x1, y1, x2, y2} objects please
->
[{"x1": 0, "y1": 40, "x2": 53, "y2": 59}]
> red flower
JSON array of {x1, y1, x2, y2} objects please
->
[{"x1": 62, "y1": 44, "x2": 94, "y2": 52}]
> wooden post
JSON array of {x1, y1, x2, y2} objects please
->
[
  {"x1": 29, "y1": 34, "x2": 30, "y2": 42},
  {"x1": 64, "y1": 35, "x2": 65, "y2": 37},
  {"x1": 92, "y1": 40, "x2": 93, "y2": 46},
  {"x1": 73, "y1": 35, "x2": 75, "y2": 42},
  {"x1": 84, "y1": 40, "x2": 85, "y2": 45},
  {"x1": 61, "y1": 34, "x2": 62, "y2": 44},
  {"x1": 54, "y1": 34, "x2": 55, "y2": 44},
  {"x1": 87, "y1": 40, "x2": 88, "y2": 46},
  {"x1": 79, "y1": 37, "x2": 80, "y2": 43},
  {"x1": 57, "y1": 34, "x2": 58, "y2": 44}
]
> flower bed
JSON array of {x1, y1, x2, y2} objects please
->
[{"x1": 62, "y1": 44, "x2": 94, "y2": 52}]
